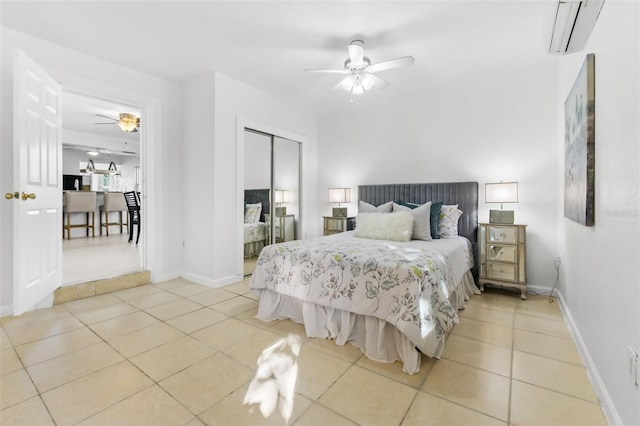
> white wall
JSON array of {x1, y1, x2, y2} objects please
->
[
  {"x1": 180, "y1": 71, "x2": 317, "y2": 287},
  {"x1": 181, "y1": 72, "x2": 217, "y2": 284},
  {"x1": 556, "y1": 2, "x2": 640, "y2": 424},
  {"x1": 0, "y1": 27, "x2": 184, "y2": 313},
  {"x1": 317, "y1": 62, "x2": 560, "y2": 291}
]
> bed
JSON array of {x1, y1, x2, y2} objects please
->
[
  {"x1": 249, "y1": 182, "x2": 480, "y2": 374},
  {"x1": 244, "y1": 189, "x2": 270, "y2": 258}
]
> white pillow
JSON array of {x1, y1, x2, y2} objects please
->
[
  {"x1": 439, "y1": 205, "x2": 463, "y2": 238},
  {"x1": 244, "y1": 202, "x2": 262, "y2": 224},
  {"x1": 358, "y1": 200, "x2": 393, "y2": 213},
  {"x1": 392, "y1": 201, "x2": 432, "y2": 241},
  {"x1": 354, "y1": 211, "x2": 414, "y2": 242}
]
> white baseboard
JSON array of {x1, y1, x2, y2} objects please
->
[
  {"x1": 557, "y1": 292, "x2": 621, "y2": 426},
  {"x1": 0, "y1": 304, "x2": 12, "y2": 318},
  {"x1": 526, "y1": 284, "x2": 558, "y2": 297},
  {"x1": 0, "y1": 293, "x2": 54, "y2": 319},
  {"x1": 180, "y1": 271, "x2": 244, "y2": 289},
  {"x1": 151, "y1": 270, "x2": 182, "y2": 284}
]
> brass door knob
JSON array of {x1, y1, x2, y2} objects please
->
[
  {"x1": 5, "y1": 192, "x2": 19, "y2": 200},
  {"x1": 21, "y1": 192, "x2": 36, "y2": 201}
]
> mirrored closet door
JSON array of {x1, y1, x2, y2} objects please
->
[{"x1": 243, "y1": 128, "x2": 300, "y2": 276}]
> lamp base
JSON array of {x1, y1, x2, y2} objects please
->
[
  {"x1": 489, "y1": 210, "x2": 514, "y2": 224},
  {"x1": 275, "y1": 207, "x2": 287, "y2": 216},
  {"x1": 332, "y1": 207, "x2": 347, "y2": 218}
]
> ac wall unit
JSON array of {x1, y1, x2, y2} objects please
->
[{"x1": 549, "y1": 0, "x2": 605, "y2": 54}]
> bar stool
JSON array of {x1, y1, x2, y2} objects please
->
[
  {"x1": 63, "y1": 192, "x2": 96, "y2": 239},
  {"x1": 100, "y1": 192, "x2": 128, "y2": 236}
]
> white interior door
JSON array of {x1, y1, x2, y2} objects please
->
[{"x1": 12, "y1": 49, "x2": 62, "y2": 315}]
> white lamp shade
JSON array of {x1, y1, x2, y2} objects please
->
[
  {"x1": 362, "y1": 74, "x2": 374, "y2": 90},
  {"x1": 485, "y1": 182, "x2": 518, "y2": 204},
  {"x1": 352, "y1": 81, "x2": 364, "y2": 95},
  {"x1": 274, "y1": 190, "x2": 289, "y2": 204},
  {"x1": 341, "y1": 76, "x2": 355, "y2": 91},
  {"x1": 328, "y1": 188, "x2": 351, "y2": 204}
]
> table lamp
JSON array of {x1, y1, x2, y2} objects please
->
[{"x1": 485, "y1": 182, "x2": 518, "y2": 224}]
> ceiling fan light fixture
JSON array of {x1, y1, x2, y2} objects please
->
[
  {"x1": 361, "y1": 74, "x2": 374, "y2": 90},
  {"x1": 117, "y1": 113, "x2": 140, "y2": 132},
  {"x1": 341, "y1": 75, "x2": 355, "y2": 91},
  {"x1": 352, "y1": 81, "x2": 364, "y2": 96},
  {"x1": 305, "y1": 40, "x2": 414, "y2": 100}
]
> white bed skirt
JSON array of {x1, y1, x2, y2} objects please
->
[
  {"x1": 254, "y1": 270, "x2": 480, "y2": 375},
  {"x1": 244, "y1": 240, "x2": 265, "y2": 258}
]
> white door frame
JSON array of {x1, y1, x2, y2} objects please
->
[
  {"x1": 11, "y1": 71, "x2": 162, "y2": 314},
  {"x1": 61, "y1": 89, "x2": 146, "y2": 273},
  {"x1": 53, "y1": 75, "x2": 162, "y2": 284}
]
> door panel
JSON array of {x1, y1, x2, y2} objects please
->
[{"x1": 13, "y1": 49, "x2": 62, "y2": 315}]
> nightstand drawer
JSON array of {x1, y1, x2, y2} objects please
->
[
  {"x1": 487, "y1": 244, "x2": 518, "y2": 263},
  {"x1": 488, "y1": 226, "x2": 517, "y2": 243},
  {"x1": 487, "y1": 262, "x2": 518, "y2": 282},
  {"x1": 323, "y1": 216, "x2": 355, "y2": 236},
  {"x1": 326, "y1": 218, "x2": 345, "y2": 231}
]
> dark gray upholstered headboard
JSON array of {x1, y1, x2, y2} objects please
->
[
  {"x1": 358, "y1": 182, "x2": 479, "y2": 282},
  {"x1": 244, "y1": 189, "x2": 270, "y2": 223}
]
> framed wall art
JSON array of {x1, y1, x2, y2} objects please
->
[{"x1": 564, "y1": 53, "x2": 595, "y2": 226}]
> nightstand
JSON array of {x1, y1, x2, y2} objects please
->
[
  {"x1": 323, "y1": 216, "x2": 355, "y2": 236},
  {"x1": 265, "y1": 214, "x2": 295, "y2": 243},
  {"x1": 479, "y1": 223, "x2": 527, "y2": 299}
]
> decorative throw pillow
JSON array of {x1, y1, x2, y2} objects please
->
[
  {"x1": 244, "y1": 202, "x2": 262, "y2": 224},
  {"x1": 439, "y1": 205, "x2": 463, "y2": 238},
  {"x1": 358, "y1": 200, "x2": 393, "y2": 213},
  {"x1": 393, "y1": 201, "x2": 432, "y2": 241},
  {"x1": 397, "y1": 200, "x2": 442, "y2": 239},
  {"x1": 354, "y1": 211, "x2": 414, "y2": 242}
]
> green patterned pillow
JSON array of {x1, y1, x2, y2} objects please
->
[{"x1": 439, "y1": 205, "x2": 463, "y2": 238}]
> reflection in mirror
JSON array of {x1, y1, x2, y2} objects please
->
[
  {"x1": 243, "y1": 131, "x2": 271, "y2": 276},
  {"x1": 242, "y1": 129, "x2": 301, "y2": 277},
  {"x1": 269, "y1": 136, "x2": 300, "y2": 244}
]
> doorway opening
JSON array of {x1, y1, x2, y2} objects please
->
[{"x1": 61, "y1": 91, "x2": 144, "y2": 285}]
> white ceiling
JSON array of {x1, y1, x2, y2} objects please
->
[
  {"x1": 1, "y1": 1, "x2": 559, "y2": 112},
  {"x1": 62, "y1": 92, "x2": 141, "y2": 142}
]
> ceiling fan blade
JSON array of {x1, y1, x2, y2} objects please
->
[
  {"x1": 368, "y1": 73, "x2": 389, "y2": 89},
  {"x1": 367, "y1": 56, "x2": 415, "y2": 73},
  {"x1": 95, "y1": 113, "x2": 117, "y2": 121},
  {"x1": 348, "y1": 40, "x2": 364, "y2": 67},
  {"x1": 330, "y1": 77, "x2": 351, "y2": 92},
  {"x1": 304, "y1": 69, "x2": 350, "y2": 74},
  {"x1": 94, "y1": 122, "x2": 115, "y2": 125}
]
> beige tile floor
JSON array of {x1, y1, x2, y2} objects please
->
[
  {"x1": 0, "y1": 280, "x2": 607, "y2": 426},
  {"x1": 63, "y1": 234, "x2": 142, "y2": 285}
]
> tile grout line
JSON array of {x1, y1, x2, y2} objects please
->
[{"x1": 508, "y1": 305, "x2": 516, "y2": 425}]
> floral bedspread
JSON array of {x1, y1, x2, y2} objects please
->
[
  {"x1": 250, "y1": 237, "x2": 467, "y2": 355},
  {"x1": 244, "y1": 222, "x2": 266, "y2": 244}
]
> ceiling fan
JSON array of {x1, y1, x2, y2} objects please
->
[
  {"x1": 95, "y1": 113, "x2": 140, "y2": 133},
  {"x1": 305, "y1": 40, "x2": 414, "y2": 98}
]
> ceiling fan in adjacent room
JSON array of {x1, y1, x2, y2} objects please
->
[
  {"x1": 305, "y1": 40, "x2": 414, "y2": 100},
  {"x1": 94, "y1": 113, "x2": 140, "y2": 132}
]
